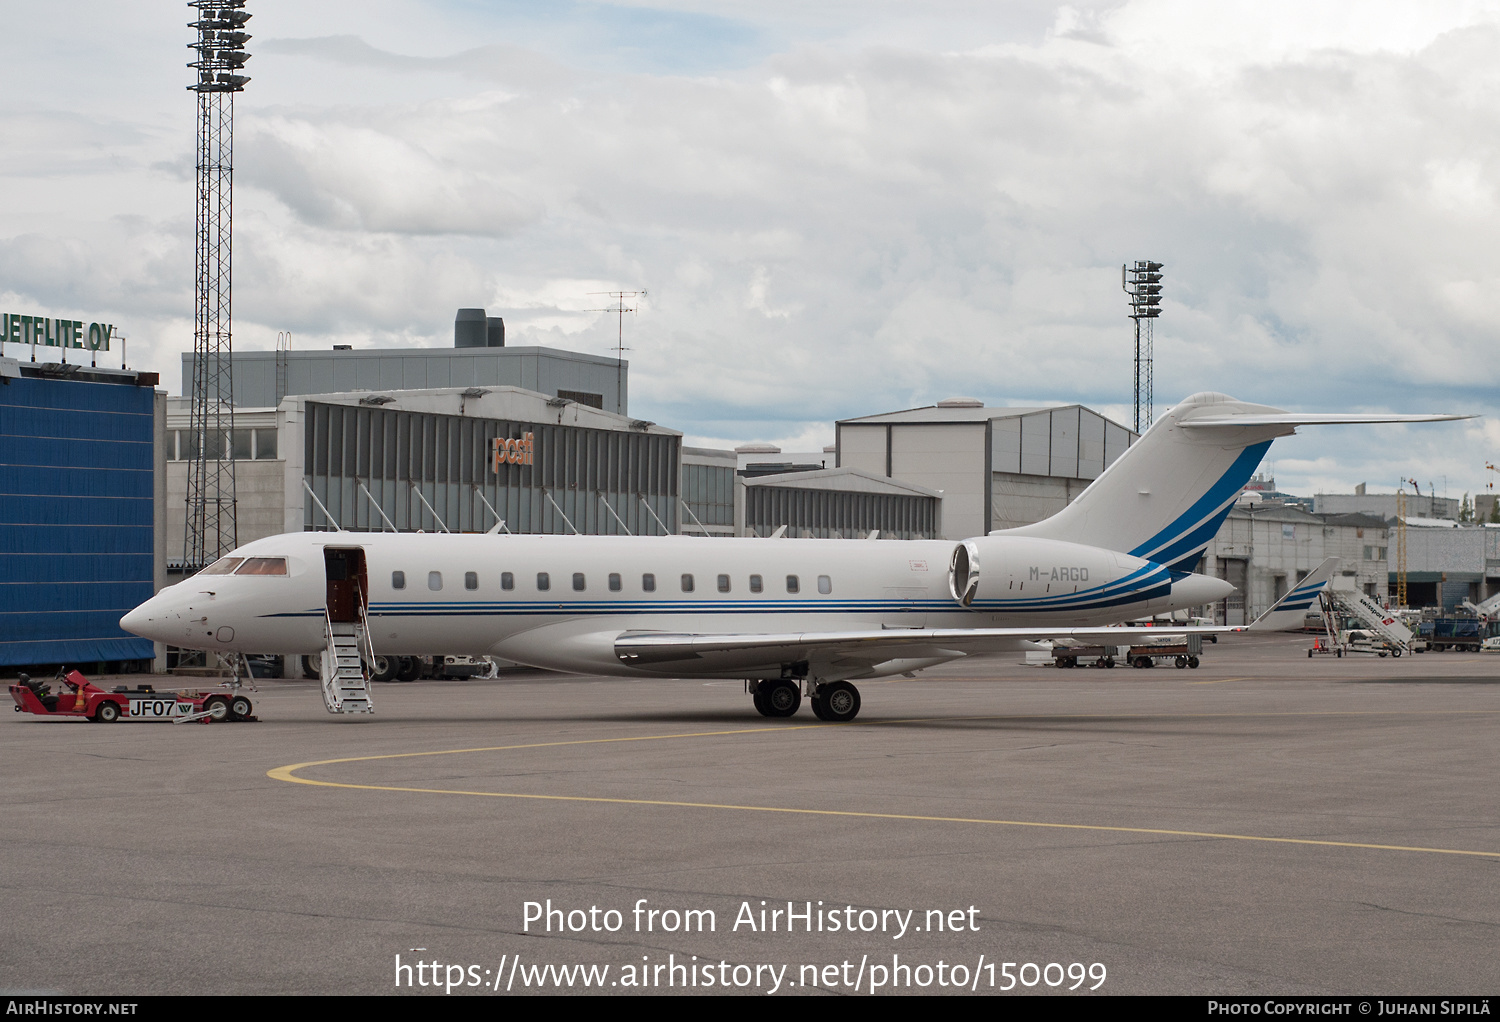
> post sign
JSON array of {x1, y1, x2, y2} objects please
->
[
  {"x1": 491, "y1": 432, "x2": 535, "y2": 472},
  {"x1": 2, "y1": 312, "x2": 114, "y2": 352}
]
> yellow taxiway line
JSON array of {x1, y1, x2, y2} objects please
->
[{"x1": 268, "y1": 714, "x2": 1500, "y2": 861}]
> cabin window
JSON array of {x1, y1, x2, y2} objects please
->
[
  {"x1": 642, "y1": 573, "x2": 656, "y2": 592},
  {"x1": 681, "y1": 573, "x2": 695, "y2": 593},
  {"x1": 608, "y1": 573, "x2": 622, "y2": 592},
  {"x1": 537, "y1": 572, "x2": 550, "y2": 591},
  {"x1": 749, "y1": 574, "x2": 763, "y2": 593},
  {"x1": 200, "y1": 557, "x2": 244, "y2": 575},
  {"x1": 717, "y1": 574, "x2": 731, "y2": 593},
  {"x1": 818, "y1": 575, "x2": 832, "y2": 594},
  {"x1": 786, "y1": 575, "x2": 800, "y2": 594},
  {"x1": 392, "y1": 571, "x2": 406, "y2": 590},
  {"x1": 573, "y1": 572, "x2": 586, "y2": 592},
  {"x1": 428, "y1": 571, "x2": 443, "y2": 591},
  {"x1": 465, "y1": 571, "x2": 478, "y2": 591},
  {"x1": 501, "y1": 572, "x2": 514, "y2": 591}
]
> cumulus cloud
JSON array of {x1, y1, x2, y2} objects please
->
[{"x1": 2, "y1": 0, "x2": 1498, "y2": 497}]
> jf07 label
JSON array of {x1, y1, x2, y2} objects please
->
[{"x1": 127, "y1": 699, "x2": 194, "y2": 719}]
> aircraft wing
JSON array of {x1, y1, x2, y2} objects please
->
[{"x1": 615, "y1": 623, "x2": 1238, "y2": 669}]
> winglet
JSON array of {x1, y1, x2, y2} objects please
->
[{"x1": 1247, "y1": 558, "x2": 1339, "y2": 631}]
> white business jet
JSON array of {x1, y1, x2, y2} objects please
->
[{"x1": 121, "y1": 392, "x2": 1467, "y2": 721}]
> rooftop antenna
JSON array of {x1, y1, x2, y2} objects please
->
[
  {"x1": 275, "y1": 330, "x2": 291, "y2": 405},
  {"x1": 586, "y1": 290, "x2": 644, "y2": 416}
]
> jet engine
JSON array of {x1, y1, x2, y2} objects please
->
[{"x1": 947, "y1": 535, "x2": 1167, "y2": 608}]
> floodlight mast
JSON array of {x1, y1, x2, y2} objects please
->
[
  {"x1": 184, "y1": 2, "x2": 251, "y2": 571},
  {"x1": 1122, "y1": 260, "x2": 1163, "y2": 433}
]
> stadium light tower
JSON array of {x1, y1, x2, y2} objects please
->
[
  {"x1": 184, "y1": 2, "x2": 251, "y2": 570},
  {"x1": 1122, "y1": 260, "x2": 1164, "y2": 434}
]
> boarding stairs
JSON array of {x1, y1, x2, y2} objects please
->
[
  {"x1": 1325, "y1": 588, "x2": 1413, "y2": 651},
  {"x1": 1460, "y1": 592, "x2": 1500, "y2": 618},
  {"x1": 320, "y1": 602, "x2": 375, "y2": 714}
]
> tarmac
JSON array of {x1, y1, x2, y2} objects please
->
[{"x1": 3, "y1": 631, "x2": 1498, "y2": 996}]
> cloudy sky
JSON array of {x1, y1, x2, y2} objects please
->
[{"x1": 3, "y1": 1, "x2": 1499, "y2": 502}]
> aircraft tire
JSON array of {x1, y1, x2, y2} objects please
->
[
  {"x1": 396, "y1": 657, "x2": 423, "y2": 682},
  {"x1": 752, "y1": 688, "x2": 770, "y2": 716},
  {"x1": 301, "y1": 654, "x2": 321, "y2": 680},
  {"x1": 370, "y1": 655, "x2": 399, "y2": 683},
  {"x1": 811, "y1": 681, "x2": 860, "y2": 723},
  {"x1": 761, "y1": 679, "x2": 801, "y2": 718},
  {"x1": 230, "y1": 695, "x2": 253, "y2": 719}
]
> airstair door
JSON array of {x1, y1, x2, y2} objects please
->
[
  {"x1": 321, "y1": 547, "x2": 375, "y2": 714},
  {"x1": 325, "y1": 547, "x2": 368, "y2": 622}
]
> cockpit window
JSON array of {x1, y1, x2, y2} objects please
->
[
  {"x1": 200, "y1": 557, "x2": 244, "y2": 575},
  {"x1": 235, "y1": 557, "x2": 288, "y2": 576}
]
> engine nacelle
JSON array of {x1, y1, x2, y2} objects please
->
[{"x1": 948, "y1": 535, "x2": 1168, "y2": 609}]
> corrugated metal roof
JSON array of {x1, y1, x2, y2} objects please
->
[
  {"x1": 840, "y1": 404, "x2": 1054, "y2": 425},
  {"x1": 744, "y1": 466, "x2": 941, "y2": 498}
]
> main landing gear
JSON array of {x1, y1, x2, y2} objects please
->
[
  {"x1": 752, "y1": 679, "x2": 801, "y2": 718},
  {"x1": 750, "y1": 679, "x2": 862, "y2": 722}
]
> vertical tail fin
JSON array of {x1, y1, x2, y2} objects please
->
[
  {"x1": 1246, "y1": 558, "x2": 1339, "y2": 632},
  {"x1": 999, "y1": 393, "x2": 1287, "y2": 569},
  {"x1": 999, "y1": 393, "x2": 1468, "y2": 571}
]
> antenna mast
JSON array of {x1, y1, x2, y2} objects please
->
[{"x1": 586, "y1": 290, "x2": 645, "y2": 416}]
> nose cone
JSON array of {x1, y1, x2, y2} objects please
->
[
  {"x1": 1173, "y1": 572, "x2": 1235, "y2": 605},
  {"x1": 121, "y1": 598, "x2": 168, "y2": 643},
  {"x1": 120, "y1": 605, "x2": 146, "y2": 635}
]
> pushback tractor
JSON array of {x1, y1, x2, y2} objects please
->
[{"x1": 10, "y1": 670, "x2": 256, "y2": 723}]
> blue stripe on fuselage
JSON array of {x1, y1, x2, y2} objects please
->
[{"x1": 1132, "y1": 441, "x2": 1273, "y2": 564}]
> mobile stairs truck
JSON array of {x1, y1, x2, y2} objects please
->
[{"x1": 1317, "y1": 588, "x2": 1413, "y2": 657}]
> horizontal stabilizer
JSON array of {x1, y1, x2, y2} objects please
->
[
  {"x1": 997, "y1": 393, "x2": 1473, "y2": 570},
  {"x1": 1181, "y1": 413, "x2": 1473, "y2": 428}
]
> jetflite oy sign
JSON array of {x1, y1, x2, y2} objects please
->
[
  {"x1": 491, "y1": 432, "x2": 535, "y2": 472},
  {"x1": 3, "y1": 311, "x2": 116, "y2": 353}
]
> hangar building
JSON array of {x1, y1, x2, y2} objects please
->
[
  {"x1": 166, "y1": 386, "x2": 682, "y2": 563},
  {"x1": 1, "y1": 357, "x2": 166, "y2": 670},
  {"x1": 836, "y1": 399, "x2": 1138, "y2": 540}
]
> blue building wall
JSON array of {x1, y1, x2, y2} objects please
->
[{"x1": 1, "y1": 374, "x2": 156, "y2": 666}]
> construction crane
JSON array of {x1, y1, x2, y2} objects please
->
[{"x1": 1395, "y1": 487, "x2": 1408, "y2": 608}]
